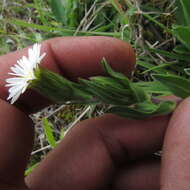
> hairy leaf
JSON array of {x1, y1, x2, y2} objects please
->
[{"x1": 107, "y1": 101, "x2": 176, "y2": 119}]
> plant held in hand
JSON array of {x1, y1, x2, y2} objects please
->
[{"x1": 6, "y1": 43, "x2": 176, "y2": 119}]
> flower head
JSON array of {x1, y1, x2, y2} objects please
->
[{"x1": 6, "y1": 43, "x2": 46, "y2": 104}]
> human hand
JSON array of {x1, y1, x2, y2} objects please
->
[{"x1": 0, "y1": 37, "x2": 188, "y2": 190}]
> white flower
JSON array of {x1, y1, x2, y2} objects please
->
[{"x1": 6, "y1": 43, "x2": 46, "y2": 104}]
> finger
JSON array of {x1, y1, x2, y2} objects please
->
[
  {"x1": 26, "y1": 114, "x2": 169, "y2": 190},
  {"x1": 0, "y1": 36, "x2": 135, "y2": 113},
  {"x1": 113, "y1": 158, "x2": 160, "y2": 190},
  {"x1": 0, "y1": 99, "x2": 33, "y2": 186},
  {"x1": 161, "y1": 97, "x2": 190, "y2": 190}
]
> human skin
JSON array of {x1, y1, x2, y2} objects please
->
[{"x1": 0, "y1": 36, "x2": 189, "y2": 190}]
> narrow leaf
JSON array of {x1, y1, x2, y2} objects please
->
[
  {"x1": 50, "y1": 0, "x2": 65, "y2": 23},
  {"x1": 101, "y1": 58, "x2": 131, "y2": 88},
  {"x1": 108, "y1": 106, "x2": 147, "y2": 119},
  {"x1": 25, "y1": 163, "x2": 39, "y2": 176},
  {"x1": 42, "y1": 118, "x2": 56, "y2": 148},
  {"x1": 153, "y1": 101, "x2": 176, "y2": 115},
  {"x1": 149, "y1": 48, "x2": 190, "y2": 61},
  {"x1": 137, "y1": 81, "x2": 171, "y2": 94},
  {"x1": 137, "y1": 60, "x2": 167, "y2": 74},
  {"x1": 176, "y1": 0, "x2": 190, "y2": 26},
  {"x1": 153, "y1": 74, "x2": 190, "y2": 98},
  {"x1": 108, "y1": 101, "x2": 176, "y2": 119},
  {"x1": 172, "y1": 25, "x2": 190, "y2": 51},
  {"x1": 142, "y1": 62, "x2": 178, "y2": 74},
  {"x1": 173, "y1": 45, "x2": 190, "y2": 54},
  {"x1": 79, "y1": 79, "x2": 133, "y2": 105},
  {"x1": 129, "y1": 83, "x2": 149, "y2": 102}
]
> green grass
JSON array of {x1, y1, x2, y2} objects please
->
[{"x1": 0, "y1": 0, "x2": 184, "y2": 174}]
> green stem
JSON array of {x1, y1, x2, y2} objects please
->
[{"x1": 31, "y1": 67, "x2": 93, "y2": 104}]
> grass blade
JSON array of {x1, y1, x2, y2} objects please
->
[{"x1": 42, "y1": 118, "x2": 57, "y2": 148}]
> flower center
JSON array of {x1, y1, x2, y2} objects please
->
[{"x1": 26, "y1": 70, "x2": 35, "y2": 80}]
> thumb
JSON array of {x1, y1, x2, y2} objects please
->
[{"x1": 161, "y1": 97, "x2": 190, "y2": 189}]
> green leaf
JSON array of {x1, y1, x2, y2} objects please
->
[
  {"x1": 50, "y1": 0, "x2": 66, "y2": 23},
  {"x1": 7, "y1": 19, "x2": 121, "y2": 37},
  {"x1": 137, "y1": 60, "x2": 168, "y2": 74},
  {"x1": 153, "y1": 101, "x2": 176, "y2": 115},
  {"x1": 135, "y1": 101, "x2": 175, "y2": 115},
  {"x1": 42, "y1": 118, "x2": 56, "y2": 148},
  {"x1": 175, "y1": 0, "x2": 190, "y2": 26},
  {"x1": 90, "y1": 76, "x2": 132, "y2": 96},
  {"x1": 135, "y1": 101, "x2": 176, "y2": 116},
  {"x1": 34, "y1": 0, "x2": 47, "y2": 25},
  {"x1": 107, "y1": 101, "x2": 176, "y2": 119},
  {"x1": 101, "y1": 58, "x2": 149, "y2": 103},
  {"x1": 142, "y1": 62, "x2": 178, "y2": 74},
  {"x1": 135, "y1": 101, "x2": 158, "y2": 113},
  {"x1": 101, "y1": 58, "x2": 131, "y2": 88},
  {"x1": 149, "y1": 48, "x2": 190, "y2": 61},
  {"x1": 79, "y1": 78, "x2": 133, "y2": 105},
  {"x1": 108, "y1": 106, "x2": 147, "y2": 119},
  {"x1": 129, "y1": 83, "x2": 149, "y2": 103},
  {"x1": 173, "y1": 45, "x2": 190, "y2": 54},
  {"x1": 153, "y1": 74, "x2": 190, "y2": 98},
  {"x1": 25, "y1": 163, "x2": 39, "y2": 176},
  {"x1": 137, "y1": 81, "x2": 171, "y2": 95},
  {"x1": 50, "y1": 0, "x2": 79, "y2": 27},
  {"x1": 172, "y1": 25, "x2": 190, "y2": 51},
  {"x1": 90, "y1": 76, "x2": 124, "y2": 89}
]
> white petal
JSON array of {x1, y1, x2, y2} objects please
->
[
  {"x1": 21, "y1": 84, "x2": 28, "y2": 93},
  {"x1": 10, "y1": 90, "x2": 23, "y2": 104},
  {"x1": 8, "y1": 72, "x2": 26, "y2": 77},
  {"x1": 6, "y1": 77, "x2": 28, "y2": 83},
  {"x1": 38, "y1": 52, "x2": 46, "y2": 64},
  {"x1": 6, "y1": 43, "x2": 45, "y2": 104},
  {"x1": 10, "y1": 66, "x2": 25, "y2": 76},
  {"x1": 6, "y1": 81, "x2": 25, "y2": 87},
  {"x1": 28, "y1": 48, "x2": 35, "y2": 63},
  {"x1": 8, "y1": 83, "x2": 26, "y2": 94}
]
